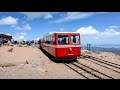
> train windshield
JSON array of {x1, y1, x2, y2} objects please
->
[
  {"x1": 71, "y1": 35, "x2": 79, "y2": 44},
  {"x1": 58, "y1": 35, "x2": 69, "y2": 45}
]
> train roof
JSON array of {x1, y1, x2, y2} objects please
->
[
  {"x1": 54, "y1": 32, "x2": 80, "y2": 34},
  {"x1": 47, "y1": 32, "x2": 80, "y2": 35},
  {"x1": 40, "y1": 32, "x2": 80, "y2": 39}
]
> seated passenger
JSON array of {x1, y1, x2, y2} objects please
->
[
  {"x1": 62, "y1": 38, "x2": 66, "y2": 44},
  {"x1": 73, "y1": 36, "x2": 76, "y2": 43}
]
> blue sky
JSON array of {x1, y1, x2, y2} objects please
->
[{"x1": 0, "y1": 12, "x2": 120, "y2": 46}]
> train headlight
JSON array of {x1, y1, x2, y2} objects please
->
[{"x1": 69, "y1": 48, "x2": 72, "y2": 52}]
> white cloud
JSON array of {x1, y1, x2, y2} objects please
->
[
  {"x1": 0, "y1": 32, "x2": 3, "y2": 34},
  {"x1": 59, "y1": 13, "x2": 66, "y2": 17},
  {"x1": 22, "y1": 24, "x2": 31, "y2": 30},
  {"x1": 11, "y1": 25, "x2": 16, "y2": 28},
  {"x1": 19, "y1": 32, "x2": 27, "y2": 36},
  {"x1": 44, "y1": 14, "x2": 53, "y2": 19},
  {"x1": 14, "y1": 24, "x2": 32, "y2": 31},
  {"x1": 101, "y1": 28, "x2": 120, "y2": 36},
  {"x1": 97, "y1": 12, "x2": 109, "y2": 14},
  {"x1": 0, "y1": 33, "x2": 11, "y2": 36},
  {"x1": 53, "y1": 12, "x2": 94, "y2": 23},
  {"x1": 15, "y1": 36, "x2": 25, "y2": 41},
  {"x1": 76, "y1": 26, "x2": 120, "y2": 37},
  {"x1": 109, "y1": 26, "x2": 119, "y2": 29},
  {"x1": 20, "y1": 12, "x2": 53, "y2": 20},
  {"x1": 76, "y1": 26, "x2": 99, "y2": 35},
  {"x1": 52, "y1": 12, "x2": 110, "y2": 23},
  {"x1": 76, "y1": 25, "x2": 120, "y2": 46},
  {"x1": 94, "y1": 37, "x2": 99, "y2": 40},
  {"x1": 15, "y1": 26, "x2": 21, "y2": 30},
  {"x1": 36, "y1": 38, "x2": 40, "y2": 41},
  {"x1": 0, "y1": 16, "x2": 18, "y2": 25},
  {"x1": 6, "y1": 33, "x2": 11, "y2": 36},
  {"x1": 13, "y1": 32, "x2": 27, "y2": 41}
]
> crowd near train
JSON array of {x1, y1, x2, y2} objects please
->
[
  {"x1": 0, "y1": 38, "x2": 39, "y2": 46},
  {"x1": 39, "y1": 32, "x2": 81, "y2": 61}
]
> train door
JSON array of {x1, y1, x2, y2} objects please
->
[{"x1": 70, "y1": 34, "x2": 81, "y2": 57}]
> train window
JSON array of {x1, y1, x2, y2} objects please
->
[
  {"x1": 58, "y1": 35, "x2": 69, "y2": 45},
  {"x1": 71, "y1": 35, "x2": 79, "y2": 44}
]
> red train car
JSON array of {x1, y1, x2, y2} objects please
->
[{"x1": 40, "y1": 32, "x2": 81, "y2": 60}]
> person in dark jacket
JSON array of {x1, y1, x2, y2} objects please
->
[{"x1": 0, "y1": 40, "x2": 1, "y2": 47}]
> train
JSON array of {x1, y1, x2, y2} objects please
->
[{"x1": 39, "y1": 32, "x2": 81, "y2": 61}]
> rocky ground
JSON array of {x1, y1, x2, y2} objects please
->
[
  {"x1": 0, "y1": 45, "x2": 120, "y2": 79},
  {"x1": 82, "y1": 50, "x2": 120, "y2": 65}
]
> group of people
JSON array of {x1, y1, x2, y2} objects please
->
[
  {"x1": 11, "y1": 40, "x2": 39, "y2": 46},
  {"x1": 0, "y1": 37, "x2": 41, "y2": 47},
  {"x1": 0, "y1": 38, "x2": 11, "y2": 47}
]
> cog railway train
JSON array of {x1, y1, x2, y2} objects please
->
[{"x1": 39, "y1": 32, "x2": 81, "y2": 61}]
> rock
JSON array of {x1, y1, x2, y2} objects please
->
[
  {"x1": 19, "y1": 45, "x2": 22, "y2": 47},
  {"x1": 105, "y1": 56, "x2": 107, "y2": 57},
  {"x1": 8, "y1": 48, "x2": 13, "y2": 52},
  {"x1": 77, "y1": 57, "x2": 80, "y2": 59},
  {"x1": 10, "y1": 44, "x2": 14, "y2": 47},
  {"x1": 36, "y1": 67, "x2": 47, "y2": 72},
  {"x1": 25, "y1": 60, "x2": 29, "y2": 64},
  {"x1": 97, "y1": 52, "x2": 101, "y2": 54},
  {"x1": 100, "y1": 56, "x2": 103, "y2": 58}
]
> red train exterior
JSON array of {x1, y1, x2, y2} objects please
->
[{"x1": 40, "y1": 32, "x2": 81, "y2": 60}]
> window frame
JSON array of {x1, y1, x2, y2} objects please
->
[
  {"x1": 58, "y1": 35, "x2": 69, "y2": 45},
  {"x1": 71, "y1": 35, "x2": 80, "y2": 45}
]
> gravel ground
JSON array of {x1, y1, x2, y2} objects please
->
[
  {"x1": 0, "y1": 45, "x2": 83, "y2": 79},
  {"x1": 0, "y1": 46, "x2": 120, "y2": 79},
  {"x1": 82, "y1": 50, "x2": 120, "y2": 65}
]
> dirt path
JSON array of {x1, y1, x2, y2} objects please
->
[{"x1": 0, "y1": 46, "x2": 83, "y2": 79}]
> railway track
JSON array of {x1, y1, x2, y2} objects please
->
[
  {"x1": 64, "y1": 61, "x2": 114, "y2": 79},
  {"x1": 80, "y1": 54, "x2": 120, "y2": 73},
  {"x1": 64, "y1": 63, "x2": 89, "y2": 79}
]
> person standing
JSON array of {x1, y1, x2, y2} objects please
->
[
  {"x1": 0, "y1": 39, "x2": 1, "y2": 47},
  {"x1": 8, "y1": 40, "x2": 11, "y2": 46},
  {"x1": 0, "y1": 38, "x2": 3, "y2": 47}
]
